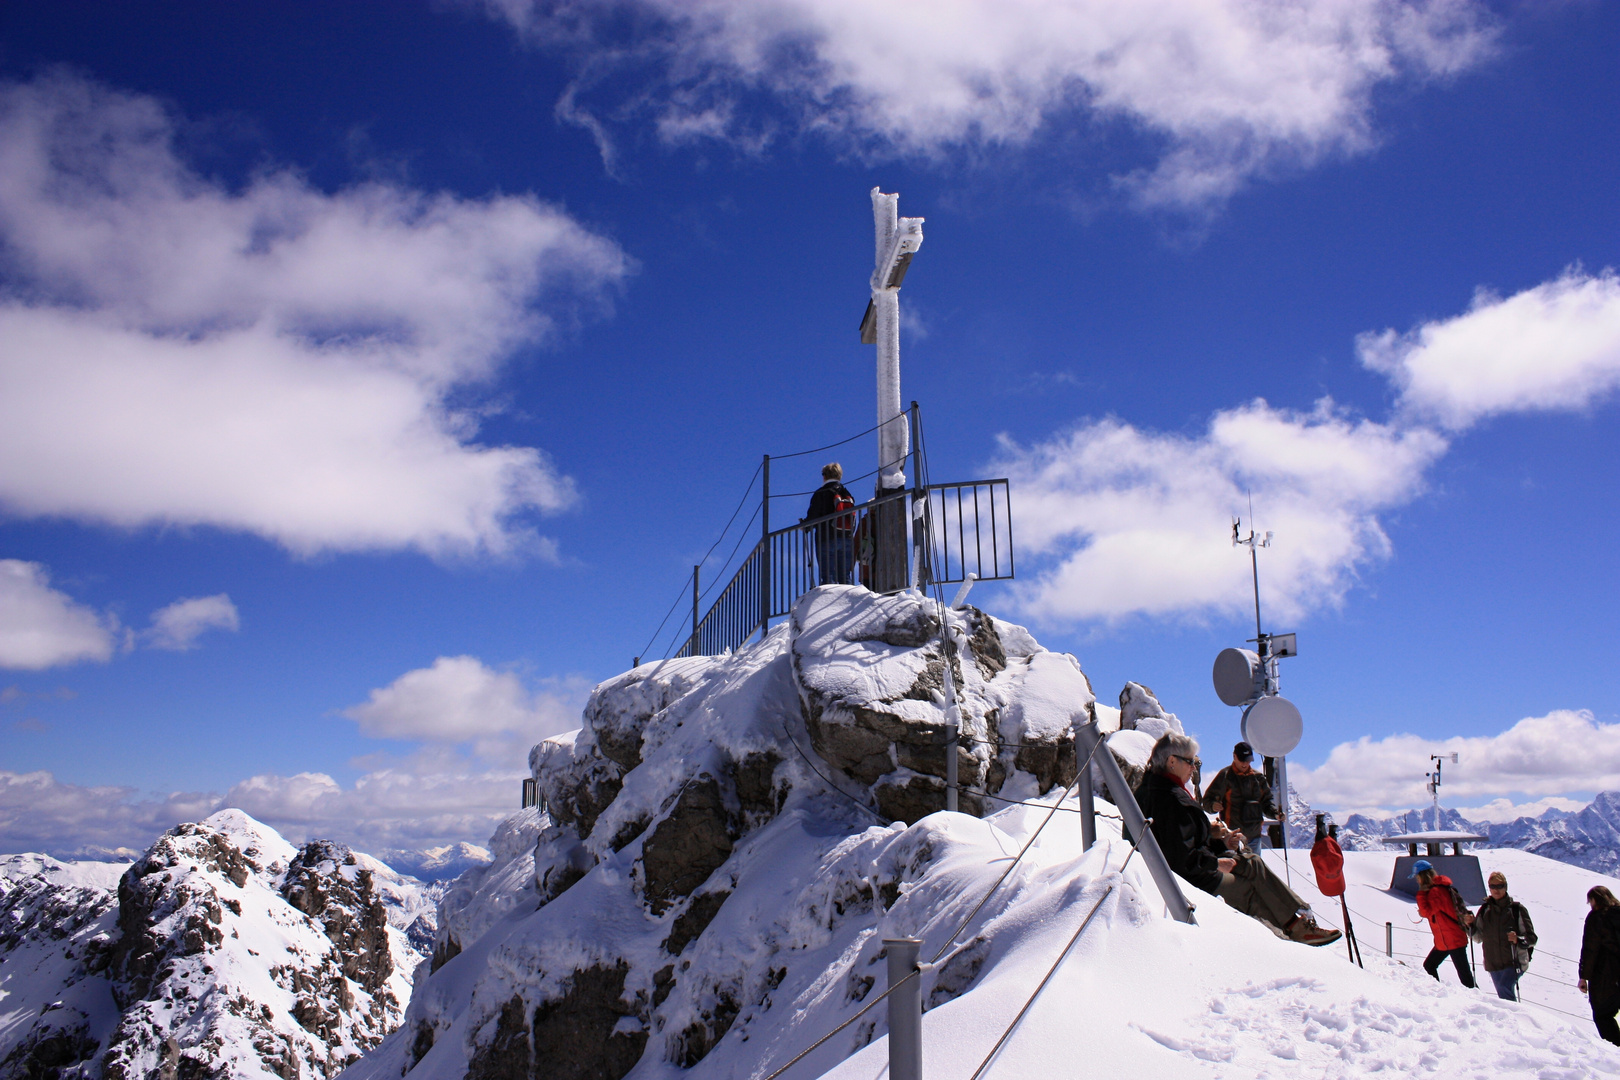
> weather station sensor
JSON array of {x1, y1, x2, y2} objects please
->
[{"x1": 1211, "y1": 511, "x2": 1306, "y2": 851}]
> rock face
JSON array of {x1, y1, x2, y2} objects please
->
[
  {"x1": 792, "y1": 586, "x2": 1094, "y2": 821},
  {"x1": 349, "y1": 586, "x2": 1122, "y2": 1080},
  {"x1": 0, "y1": 811, "x2": 428, "y2": 1079}
]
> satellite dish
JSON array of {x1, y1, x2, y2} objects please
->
[
  {"x1": 1213, "y1": 648, "x2": 1260, "y2": 707},
  {"x1": 1242, "y1": 695, "x2": 1303, "y2": 758}
]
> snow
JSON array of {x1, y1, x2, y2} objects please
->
[{"x1": 339, "y1": 585, "x2": 1620, "y2": 1080}]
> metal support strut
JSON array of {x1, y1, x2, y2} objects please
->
[{"x1": 1072, "y1": 717, "x2": 1197, "y2": 925}]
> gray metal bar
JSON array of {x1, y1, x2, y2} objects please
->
[
  {"x1": 1072, "y1": 718, "x2": 1197, "y2": 925},
  {"x1": 760, "y1": 454, "x2": 770, "y2": 641},
  {"x1": 884, "y1": 938, "x2": 922, "y2": 1080},
  {"x1": 690, "y1": 565, "x2": 700, "y2": 656},
  {"x1": 1077, "y1": 751, "x2": 1096, "y2": 852},
  {"x1": 1385, "y1": 922, "x2": 1393, "y2": 958}
]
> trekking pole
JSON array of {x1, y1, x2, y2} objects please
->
[{"x1": 1338, "y1": 895, "x2": 1363, "y2": 967}]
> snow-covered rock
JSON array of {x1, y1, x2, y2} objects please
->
[
  {"x1": 336, "y1": 586, "x2": 1615, "y2": 1080},
  {"x1": 1116, "y1": 680, "x2": 1185, "y2": 742},
  {"x1": 0, "y1": 810, "x2": 432, "y2": 1078}
]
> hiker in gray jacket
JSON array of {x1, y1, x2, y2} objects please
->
[{"x1": 1473, "y1": 870, "x2": 1537, "y2": 1001}]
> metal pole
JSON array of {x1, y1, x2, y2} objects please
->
[
  {"x1": 1077, "y1": 748, "x2": 1096, "y2": 852},
  {"x1": 760, "y1": 454, "x2": 770, "y2": 641},
  {"x1": 1072, "y1": 718, "x2": 1197, "y2": 924},
  {"x1": 943, "y1": 645, "x2": 959, "y2": 814},
  {"x1": 1385, "y1": 922, "x2": 1393, "y2": 958},
  {"x1": 884, "y1": 938, "x2": 922, "y2": 1080},
  {"x1": 690, "y1": 564, "x2": 700, "y2": 657}
]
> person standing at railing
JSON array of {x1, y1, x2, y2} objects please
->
[
  {"x1": 803, "y1": 463, "x2": 856, "y2": 586},
  {"x1": 1579, "y1": 885, "x2": 1620, "y2": 1045}
]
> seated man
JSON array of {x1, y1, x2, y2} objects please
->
[{"x1": 1136, "y1": 732, "x2": 1341, "y2": 946}]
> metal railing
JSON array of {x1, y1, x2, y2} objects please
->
[{"x1": 672, "y1": 477, "x2": 1013, "y2": 658}]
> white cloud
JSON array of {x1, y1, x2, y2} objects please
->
[
  {"x1": 491, "y1": 0, "x2": 1496, "y2": 207},
  {"x1": 144, "y1": 594, "x2": 240, "y2": 651},
  {"x1": 994, "y1": 399, "x2": 1445, "y2": 623},
  {"x1": 1292, "y1": 710, "x2": 1620, "y2": 812},
  {"x1": 1359, "y1": 268, "x2": 1620, "y2": 431},
  {"x1": 224, "y1": 757, "x2": 524, "y2": 853},
  {"x1": 0, "y1": 769, "x2": 218, "y2": 859},
  {"x1": 343, "y1": 655, "x2": 586, "y2": 762},
  {"x1": 1451, "y1": 796, "x2": 1589, "y2": 825},
  {"x1": 0, "y1": 560, "x2": 118, "y2": 670},
  {"x1": 0, "y1": 72, "x2": 632, "y2": 557}
]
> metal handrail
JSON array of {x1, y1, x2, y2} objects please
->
[{"x1": 672, "y1": 478, "x2": 1013, "y2": 659}]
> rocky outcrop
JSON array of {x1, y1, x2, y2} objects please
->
[
  {"x1": 792, "y1": 587, "x2": 1093, "y2": 822},
  {"x1": 345, "y1": 588, "x2": 1121, "y2": 1080},
  {"x1": 0, "y1": 812, "x2": 426, "y2": 1080}
]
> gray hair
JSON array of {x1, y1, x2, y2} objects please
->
[{"x1": 1149, "y1": 733, "x2": 1200, "y2": 772}]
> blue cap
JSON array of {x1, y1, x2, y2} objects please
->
[{"x1": 1410, "y1": 859, "x2": 1434, "y2": 877}]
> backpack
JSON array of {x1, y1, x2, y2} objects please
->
[
  {"x1": 1446, "y1": 885, "x2": 1472, "y2": 933},
  {"x1": 1512, "y1": 901, "x2": 1536, "y2": 973},
  {"x1": 833, "y1": 491, "x2": 856, "y2": 533}
]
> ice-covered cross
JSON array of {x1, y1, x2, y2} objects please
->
[{"x1": 860, "y1": 188, "x2": 923, "y2": 494}]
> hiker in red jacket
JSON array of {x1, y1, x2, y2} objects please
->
[{"x1": 1414, "y1": 860, "x2": 1477, "y2": 987}]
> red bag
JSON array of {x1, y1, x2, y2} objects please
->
[{"x1": 1310, "y1": 834, "x2": 1346, "y2": 897}]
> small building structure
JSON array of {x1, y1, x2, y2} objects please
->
[{"x1": 1383, "y1": 830, "x2": 1489, "y2": 904}]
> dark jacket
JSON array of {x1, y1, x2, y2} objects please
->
[
  {"x1": 1200, "y1": 764, "x2": 1278, "y2": 833},
  {"x1": 1136, "y1": 769, "x2": 1226, "y2": 896},
  {"x1": 804, "y1": 481, "x2": 855, "y2": 536},
  {"x1": 1581, "y1": 906, "x2": 1620, "y2": 991},
  {"x1": 1474, "y1": 893, "x2": 1536, "y2": 973},
  {"x1": 1416, "y1": 874, "x2": 1470, "y2": 951}
]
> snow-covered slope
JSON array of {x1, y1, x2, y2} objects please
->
[
  {"x1": 0, "y1": 810, "x2": 433, "y2": 1078},
  {"x1": 340, "y1": 585, "x2": 1618, "y2": 1080}
]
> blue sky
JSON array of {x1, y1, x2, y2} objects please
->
[{"x1": 2, "y1": 0, "x2": 1618, "y2": 857}]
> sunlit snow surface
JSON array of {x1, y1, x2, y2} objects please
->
[{"x1": 343, "y1": 587, "x2": 1620, "y2": 1080}]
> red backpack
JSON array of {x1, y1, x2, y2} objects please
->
[{"x1": 833, "y1": 491, "x2": 856, "y2": 533}]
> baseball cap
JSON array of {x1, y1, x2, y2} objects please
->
[
  {"x1": 1233, "y1": 742, "x2": 1254, "y2": 762},
  {"x1": 1410, "y1": 859, "x2": 1434, "y2": 877}
]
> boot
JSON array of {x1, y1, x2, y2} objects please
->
[{"x1": 1286, "y1": 914, "x2": 1343, "y2": 947}]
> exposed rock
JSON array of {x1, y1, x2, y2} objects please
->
[
  {"x1": 1117, "y1": 682, "x2": 1185, "y2": 742},
  {"x1": 663, "y1": 889, "x2": 730, "y2": 956},
  {"x1": 640, "y1": 777, "x2": 737, "y2": 915},
  {"x1": 530, "y1": 963, "x2": 647, "y2": 1080}
]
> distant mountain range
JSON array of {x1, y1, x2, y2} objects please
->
[
  {"x1": 1300, "y1": 790, "x2": 1620, "y2": 876},
  {"x1": 374, "y1": 841, "x2": 493, "y2": 882}
]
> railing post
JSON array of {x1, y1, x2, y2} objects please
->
[
  {"x1": 1077, "y1": 746, "x2": 1096, "y2": 852},
  {"x1": 909, "y1": 400, "x2": 924, "y2": 590},
  {"x1": 690, "y1": 564, "x2": 700, "y2": 657},
  {"x1": 884, "y1": 938, "x2": 922, "y2": 1080},
  {"x1": 1385, "y1": 922, "x2": 1393, "y2": 958},
  {"x1": 760, "y1": 454, "x2": 770, "y2": 641}
]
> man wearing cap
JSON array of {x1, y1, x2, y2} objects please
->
[
  {"x1": 1415, "y1": 861, "x2": 1477, "y2": 988},
  {"x1": 1201, "y1": 742, "x2": 1280, "y2": 846},
  {"x1": 1474, "y1": 871, "x2": 1537, "y2": 1001}
]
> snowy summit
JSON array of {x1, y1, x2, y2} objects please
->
[{"x1": 343, "y1": 587, "x2": 1619, "y2": 1080}]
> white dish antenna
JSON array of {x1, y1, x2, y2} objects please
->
[
  {"x1": 1242, "y1": 695, "x2": 1303, "y2": 758},
  {"x1": 1213, "y1": 648, "x2": 1261, "y2": 707}
]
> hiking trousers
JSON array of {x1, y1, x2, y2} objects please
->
[
  {"x1": 1487, "y1": 967, "x2": 1520, "y2": 1001},
  {"x1": 1216, "y1": 860, "x2": 1307, "y2": 932},
  {"x1": 1424, "y1": 946, "x2": 1476, "y2": 988},
  {"x1": 1591, "y1": 987, "x2": 1620, "y2": 1046},
  {"x1": 816, "y1": 534, "x2": 854, "y2": 586}
]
